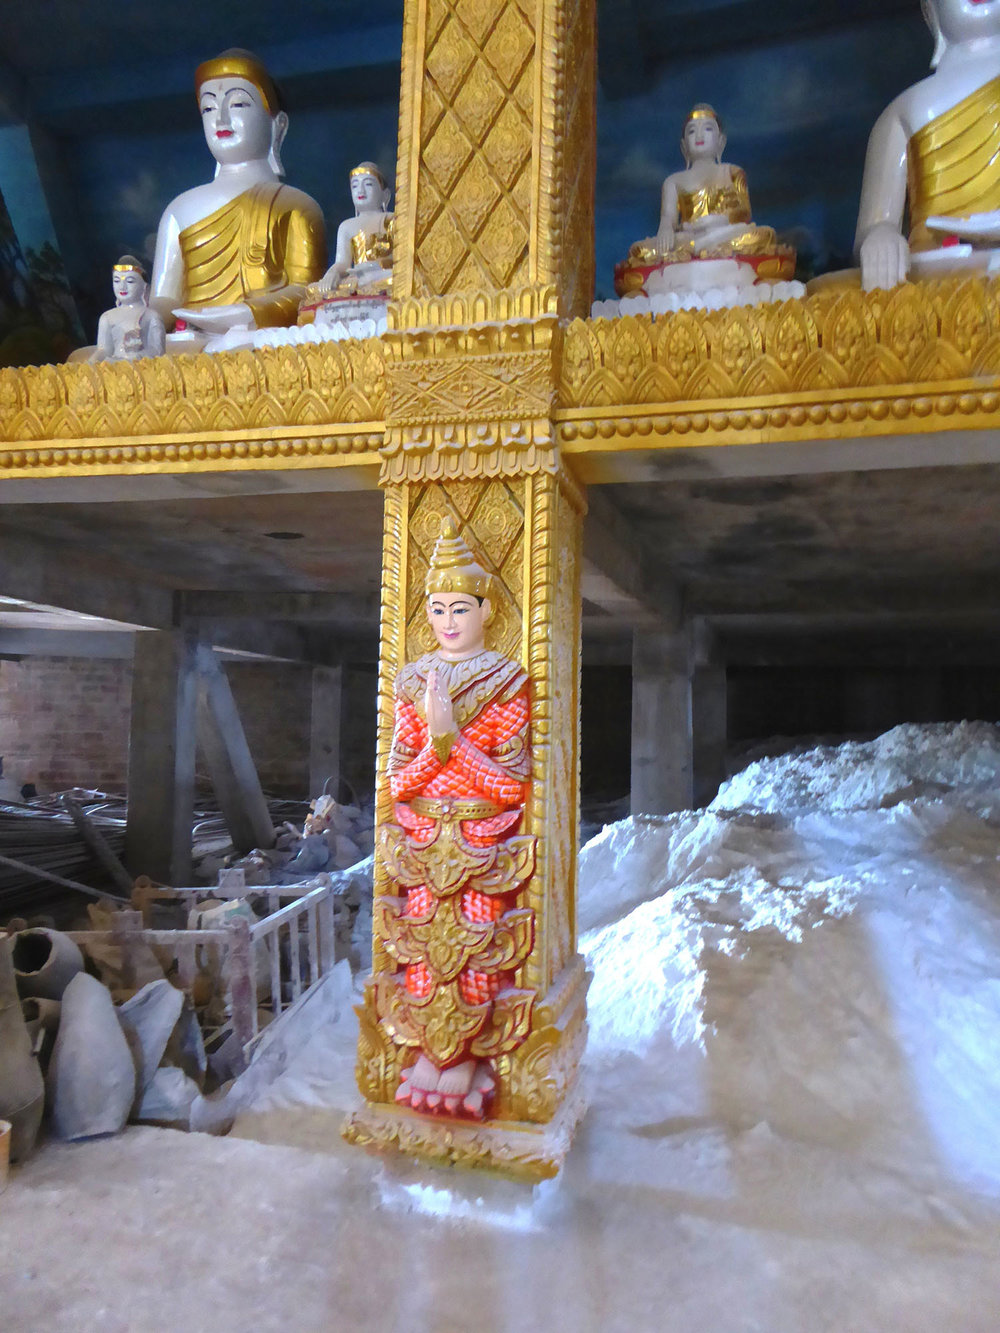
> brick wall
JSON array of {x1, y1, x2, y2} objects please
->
[
  {"x1": 0, "y1": 653, "x2": 376, "y2": 801},
  {"x1": 0, "y1": 655, "x2": 132, "y2": 792}
]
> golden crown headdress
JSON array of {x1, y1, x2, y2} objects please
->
[
  {"x1": 685, "y1": 103, "x2": 722, "y2": 131},
  {"x1": 195, "y1": 48, "x2": 283, "y2": 115},
  {"x1": 425, "y1": 519, "x2": 493, "y2": 601},
  {"x1": 112, "y1": 254, "x2": 146, "y2": 278},
  {"x1": 350, "y1": 161, "x2": 388, "y2": 189}
]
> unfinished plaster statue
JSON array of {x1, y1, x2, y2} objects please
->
[
  {"x1": 378, "y1": 521, "x2": 536, "y2": 1120},
  {"x1": 150, "y1": 48, "x2": 326, "y2": 348},
  {"x1": 90, "y1": 257, "x2": 166, "y2": 363},
  {"x1": 298, "y1": 162, "x2": 393, "y2": 329},
  {"x1": 856, "y1": 0, "x2": 1000, "y2": 290},
  {"x1": 615, "y1": 104, "x2": 795, "y2": 300}
]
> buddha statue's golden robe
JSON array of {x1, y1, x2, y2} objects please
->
[
  {"x1": 907, "y1": 75, "x2": 1000, "y2": 252},
  {"x1": 177, "y1": 182, "x2": 326, "y2": 327}
]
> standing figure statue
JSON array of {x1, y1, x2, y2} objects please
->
[
  {"x1": 90, "y1": 256, "x2": 165, "y2": 363},
  {"x1": 615, "y1": 104, "x2": 795, "y2": 299},
  {"x1": 857, "y1": 0, "x2": 1000, "y2": 290},
  {"x1": 377, "y1": 521, "x2": 536, "y2": 1121},
  {"x1": 150, "y1": 48, "x2": 326, "y2": 347}
]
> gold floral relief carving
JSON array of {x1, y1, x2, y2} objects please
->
[
  {"x1": 560, "y1": 277, "x2": 1000, "y2": 412},
  {"x1": 0, "y1": 339, "x2": 388, "y2": 462}
]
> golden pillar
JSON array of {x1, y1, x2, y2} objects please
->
[{"x1": 344, "y1": 0, "x2": 596, "y2": 1176}]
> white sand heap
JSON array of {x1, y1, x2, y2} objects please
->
[{"x1": 580, "y1": 720, "x2": 1000, "y2": 1195}]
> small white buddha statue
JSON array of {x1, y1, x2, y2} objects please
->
[
  {"x1": 89, "y1": 256, "x2": 165, "y2": 363},
  {"x1": 150, "y1": 48, "x2": 326, "y2": 346},
  {"x1": 856, "y1": 0, "x2": 1000, "y2": 290},
  {"x1": 318, "y1": 162, "x2": 394, "y2": 295},
  {"x1": 616, "y1": 104, "x2": 795, "y2": 298}
]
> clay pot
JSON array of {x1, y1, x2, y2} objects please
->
[
  {"x1": 0, "y1": 938, "x2": 45, "y2": 1162},
  {"x1": 13, "y1": 928, "x2": 84, "y2": 1001},
  {"x1": 49, "y1": 973, "x2": 136, "y2": 1141}
]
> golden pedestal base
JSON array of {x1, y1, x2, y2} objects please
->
[{"x1": 342, "y1": 1082, "x2": 587, "y2": 1183}]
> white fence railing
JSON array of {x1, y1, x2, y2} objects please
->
[{"x1": 68, "y1": 877, "x2": 348, "y2": 1073}]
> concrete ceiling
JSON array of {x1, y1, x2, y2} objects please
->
[
  {"x1": 604, "y1": 462, "x2": 1000, "y2": 622},
  {"x1": 0, "y1": 484, "x2": 385, "y2": 595},
  {"x1": 5, "y1": 451, "x2": 1000, "y2": 662}
]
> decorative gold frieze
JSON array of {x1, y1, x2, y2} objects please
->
[
  {"x1": 0, "y1": 339, "x2": 388, "y2": 468},
  {"x1": 563, "y1": 277, "x2": 1000, "y2": 409}
]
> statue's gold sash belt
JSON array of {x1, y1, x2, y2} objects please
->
[{"x1": 408, "y1": 796, "x2": 502, "y2": 820}]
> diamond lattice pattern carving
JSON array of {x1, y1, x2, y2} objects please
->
[
  {"x1": 416, "y1": 0, "x2": 536, "y2": 294},
  {"x1": 405, "y1": 480, "x2": 525, "y2": 663}
]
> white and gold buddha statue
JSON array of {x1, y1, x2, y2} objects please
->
[
  {"x1": 856, "y1": 0, "x2": 1000, "y2": 289},
  {"x1": 298, "y1": 162, "x2": 393, "y2": 329},
  {"x1": 89, "y1": 256, "x2": 165, "y2": 364},
  {"x1": 149, "y1": 48, "x2": 327, "y2": 349},
  {"x1": 615, "y1": 104, "x2": 795, "y2": 299}
]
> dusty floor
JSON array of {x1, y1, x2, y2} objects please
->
[{"x1": 3, "y1": 1097, "x2": 999, "y2": 1332}]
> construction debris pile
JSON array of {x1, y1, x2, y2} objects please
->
[
  {"x1": 0, "y1": 791, "x2": 376, "y2": 1175},
  {"x1": 197, "y1": 794, "x2": 376, "y2": 886}
]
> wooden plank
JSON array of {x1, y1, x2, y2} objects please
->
[
  {"x1": 227, "y1": 916, "x2": 256, "y2": 1055},
  {"x1": 269, "y1": 930, "x2": 282, "y2": 1017}
]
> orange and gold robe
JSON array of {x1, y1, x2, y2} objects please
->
[{"x1": 388, "y1": 650, "x2": 531, "y2": 1017}]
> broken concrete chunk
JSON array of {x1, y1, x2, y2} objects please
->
[{"x1": 163, "y1": 997, "x2": 208, "y2": 1088}]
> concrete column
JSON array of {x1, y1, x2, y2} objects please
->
[
  {"x1": 309, "y1": 664, "x2": 343, "y2": 799},
  {"x1": 631, "y1": 627, "x2": 693, "y2": 816},
  {"x1": 195, "y1": 646, "x2": 275, "y2": 856},
  {"x1": 692, "y1": 664, "x2": 727, "y2": 808},
  {"x1": 125, "y1": 629, "x2": 198, "y2": 884}
]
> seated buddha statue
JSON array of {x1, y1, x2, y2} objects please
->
[
  {"x1": 856, "y1": 0, "x2": 1000, "y2": 290},
  {"x1": 297, "y1": 162, "x2": 394, "y2": 329},
  {"x1": 149, "y1": 49, "x2": 326, "y2": 347},
  {"x1": 615, "y1": 104, "x2": 796, "y2": 299},
  {"x1": 89, "y1": 256, "x2": 165, "y2": 364}
]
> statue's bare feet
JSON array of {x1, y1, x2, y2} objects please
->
[
  {"x1": 436, "y1": 1059, "x2": 477, "y2": 1116},
  {"x1": 396, "y1": 1053, "x2": 439, "y2": 1111},
  {"x1": 461, "y1": 1062, "x2": 496, "y2": 1119}
]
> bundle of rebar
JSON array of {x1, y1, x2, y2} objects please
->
[
  {"x1": 0, "y1": 791, "x2": 314, "y2": 917},
  {"x1": 0, "y1": 790, "x2": 128, "y2": 914}
]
